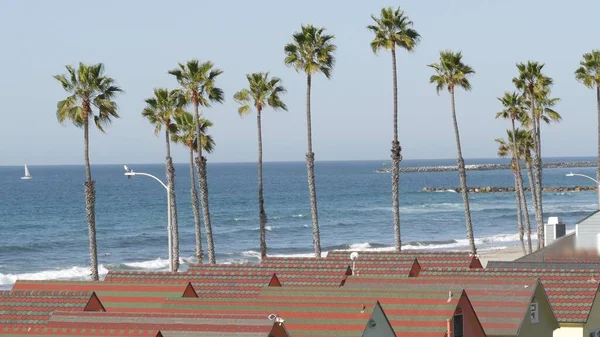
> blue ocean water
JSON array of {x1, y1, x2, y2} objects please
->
[{"x1": 0, "y1": 157, "x2": 597, "y2": 287}]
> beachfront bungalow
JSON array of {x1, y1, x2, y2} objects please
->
[
  {"x1": 416, "y1": 268, "x2": 600, "y2": 337},
  {"x1": 255, "y1": 286, "x2": 486, "y2": 337},
  {"x1": 343, "y1": 276, "x2": 558, "y2": 337},
  {"x1": 0, "y1": 290, "x2": 105, "y2": 325}
]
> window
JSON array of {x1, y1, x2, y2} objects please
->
[
  {"x1": 530, "y1": 302, "x2": 539, "y2": 324},
  {"x1": 589, "y1": 329, "x2": 600, "y2": 337},
  {"x1": 453, "y1": 314, "x2": 464, "y2": 337}
]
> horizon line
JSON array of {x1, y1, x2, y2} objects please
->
[{"x1": 2, "y1": 156, "x2": 597, "y2": 167}]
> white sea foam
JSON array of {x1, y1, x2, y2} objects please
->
[
  {"x1": 0, "y1": 265, "x2": 109, "y2": 285},
  {"x1": 0, "y1": 255, "x2": 200, "y2": 286},
  {"x1": 292, "y1": 214, "x2": 304, "y2": 218},
  {"x1": 348, "y1": 243, "x2": 372, "y2": 250},
  {"x1": 123, "y1": 258, "x2": 170, "y2": 269},
  {"x1": 253, "y1": 226, "x2": 275, "y2": 232}
]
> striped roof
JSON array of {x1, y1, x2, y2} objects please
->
[
  {"x1": 0, "y1": 290, "x2": 104, "y2": 325},
  {"x1": 0, "y1": 327, "x2": 162, "y2": 337},
  {"x1": 486, "y1": 261, "x2": 600, "y2": 270},
  {"x1": 46, "y1": 312, "x2": 288, "y2": 337},
  {"x1": 325, "y1": 250, "x2": 483, "y2": 269},
  {"x1": 159, "y1": 293, "x2": 394, "y2": 337},
  {"x1": 342, "y1": 276, "x2": 555, "y2": 336},
  {"x1": 418, "y1": 267, "x2": 600, "y2": 323},
  {"x1": 260, "y1": 258, "x2": 421, "y2": 277},
  {"x1": 105, "y1": 269, "x2": 346, "y2": 287},
  {"x1": 10, "y1": 280, "x2": 197, "y2": 312},
  {"x1": 255, "y1": 286, "x2": 478, "y2": 337}
]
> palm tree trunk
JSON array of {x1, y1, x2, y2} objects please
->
[
  {"x1": 83, "y1": 115, "x2": 99, "y2": 281},
  {"x1": 596, "y1": 86, "x2": 600, "y2": 208},
  {"x1": 530, "y1": 94, "x2": 544, "y2": 249},
  {"x1": 196, "y1": 156, "x2": 215, "y2": 263},
  {"x1": 193, "y1": 97, "x2": 216, "y2": 264},
  {"x1": 511, "y1": 119, "x2": 532, "y2": 254},
  {"x1": 450, "y1": 89, "x2": 476, "y2": 255},
  {"x1": 527, "y1": 158, "x2": 539, "y2": 231},
  {"x1": 165, "y1": 129, "x2": 179, "y2": 271},
  {"x1": 305, "y1": 74, "x2": 321, "y2": 258},
  {"x1": 189, "y1": 146, "x2": 203, "y2": 264},
  {"x1": 391, "y1": 47, "x2": 402, "y2": 252},
  {"x1": 257, "y1": 109, "x2": 268, "y2": 259},
  {"x1": 513, "y1": 169, "x2": 526, "y2": 255}
]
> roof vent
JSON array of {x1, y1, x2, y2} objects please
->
[
  {"x1": 545, "y1": 217, "x2": 566, "y2": 246},
  {"x1": 447, "y1": 291, "x2": 453, "y2": 303},
  {"x1": 268, "y1": 314, "x2": 285, "y2": 325}
]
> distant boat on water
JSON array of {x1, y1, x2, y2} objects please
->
[{"x1": 21, "y1": 165, "x2": 32, "y2": 180}]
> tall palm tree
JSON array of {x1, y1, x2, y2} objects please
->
[
  {"x1": 234, "y1": 73, "x2": 287, "y2": 259},
  {"x1": 513, "y1": 61, "x2": 552, "y2": 248},
  {"x1": 367, "y1": 7, "x2": 420, "y2": 252},
  {"x1": 172, "y1": 112, "x2": 215, "y2": 264},
  {"x1": 495, "y1": 135, "x2": 528, "y2": 254},
  {"x1": 496, "y1": 129, "x2": 534, "y2": 253},
  {"x1": 284, "y1": 25, "x2": 336, "y2": 258},
  {"x1": 142, "y1": 88, "x2": 185, "y2": 271},
  {"x1": 428, "y1": 51, "x2": 477, "y2": 254},
  {"x1": 496, "y1": 92, "x2": 531, "y2": 253},
  {"x1": 54, "y1": 62, "x2": 122, "y2": 281},
  {"x1": 169, "y1": 60, "x2": 224, "y2": 264},
  {"x1": 575, "y1": 50, "x2": 600, "y2": 207}
]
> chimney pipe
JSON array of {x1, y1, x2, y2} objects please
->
[{"x1": 447, "y1": 318, "x2": 452, "y2": 337}]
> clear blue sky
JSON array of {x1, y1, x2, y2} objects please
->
[{"x1": 0, "y1": 0, "x2": 597, "y2": 165}]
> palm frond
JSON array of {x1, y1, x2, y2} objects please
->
[
  {"x1": 284, "y1": 24, "x2": 336, "y2": 78},
  {"x1": 54, "y1": 62, "x2": 122, "y2": 130},
  {"x1": 428, "y1": 51, "x2": 474, "y2": 94}
]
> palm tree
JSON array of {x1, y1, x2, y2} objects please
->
[
  {"x1": 234, "y1": 73, "x2": 287, "y2": 259},
  {"x1": 284, "y1": 25, "x2": 336, "y2": 258},
  {"x1": 496, "y1": 92, "x2": 531, "y2": 253},
  {"x1": 575, "y1": 50, "x2": 600, "y2": 207},
  {"x1": 54, "y1": 62, "x2": 122, "y2": 281},
  {"x1": 513, "y1": 61, "x2": 552, "y2": 248},
  {"x1": 172, "y1": 112, "x2": 215, "y2": 264},
  {"x1": 495, "y1": 134, "x2": 528, "y2": 254},
  {"x1": 367, "y1": 7, "x2": 420, "y2": 252},
  {"x1": 142, "y1": 88, "x2": 185, "y2": 271},
  {"x1": 169, "y1": 60, "x2": 224, "y2": 264},
  {"x1": 428, "y1": 51, "x2": 477, "y2": 254}
]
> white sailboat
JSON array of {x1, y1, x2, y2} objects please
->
[{"x1": 21, "y1": 165, "x2": 32, "y2": 180}]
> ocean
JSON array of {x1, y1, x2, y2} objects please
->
[{"x1": 0, "y1": 157, "x2": 597, "y2": 288}]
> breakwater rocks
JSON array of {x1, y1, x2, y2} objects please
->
[
  {"x1": 399, "y1": 161, "x2": 596, "y2": 173},
  {"x1": 422, "y1": 186, "x2": 597, "y2": 193}
]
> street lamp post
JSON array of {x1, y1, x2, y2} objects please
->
[
  {"x1": 124, "y1": 165, "x2": 173, "y2": 272},
  {"x1": 566, "y1": 172, "x2": 600, "y2": 209}
]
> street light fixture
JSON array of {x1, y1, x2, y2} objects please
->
[
  {"x1": 566, "y1": 172, "x2": 599, "y2": 184},
  {"x1": 566, "y1": 172, "x2": 600, "y2": 209},
  {"x1": 123, "y1": 165, "x2": 173, "y2": 272}
]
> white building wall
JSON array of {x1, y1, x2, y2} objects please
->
[{"x1": 553, "y1": 327, "x2": 583, "y2": 337}]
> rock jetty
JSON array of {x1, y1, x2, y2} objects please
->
[
  {"x1": 422, "y1": 186, "x2": 596, "y2": 193},
  {"x1": 399, "y1": 161, "x2": 596, "y2": 173}
]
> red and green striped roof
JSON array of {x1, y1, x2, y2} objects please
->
[
  {"x1": 417, "y1": 267, "x2": 599, "y2": 323},
  {"x1": 0, "y1": 290, "x2": 104, "y2": 325}
]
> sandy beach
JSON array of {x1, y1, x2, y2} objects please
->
[{"x1": 478, "y1": 246, "x2": 526, "y2": 267}]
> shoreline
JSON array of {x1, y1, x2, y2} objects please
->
[{"x1": 478, "y1": 245, "x2": 525, "y2": 267}]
